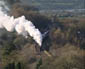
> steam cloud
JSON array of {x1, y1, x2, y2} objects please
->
[{"x1": 0, "y1": 1, "x2": 42, "y2": 46}]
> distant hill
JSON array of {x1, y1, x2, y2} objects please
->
[{"x1": 20, "y1": 0, "x2": 85, "y2": 10}]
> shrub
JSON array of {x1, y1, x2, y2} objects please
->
[{"x1": 40, "y1": 45, "x2": 85, "y2": 69}]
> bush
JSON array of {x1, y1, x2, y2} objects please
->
[{"x1": 40, "y1": 45, "x2": 85, "y2": 69}]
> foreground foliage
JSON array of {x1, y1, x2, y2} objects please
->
[{"x1": 0, "y1": 3, "x2": 85, "y2": 69}]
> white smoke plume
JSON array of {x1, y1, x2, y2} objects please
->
[{"x1": 0, "y1": 1, "x2": 43, "y2": 46}]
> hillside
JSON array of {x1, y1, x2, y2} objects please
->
[{"x1": 0, "y1": 2, "x2": 85, "y2": 69}]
